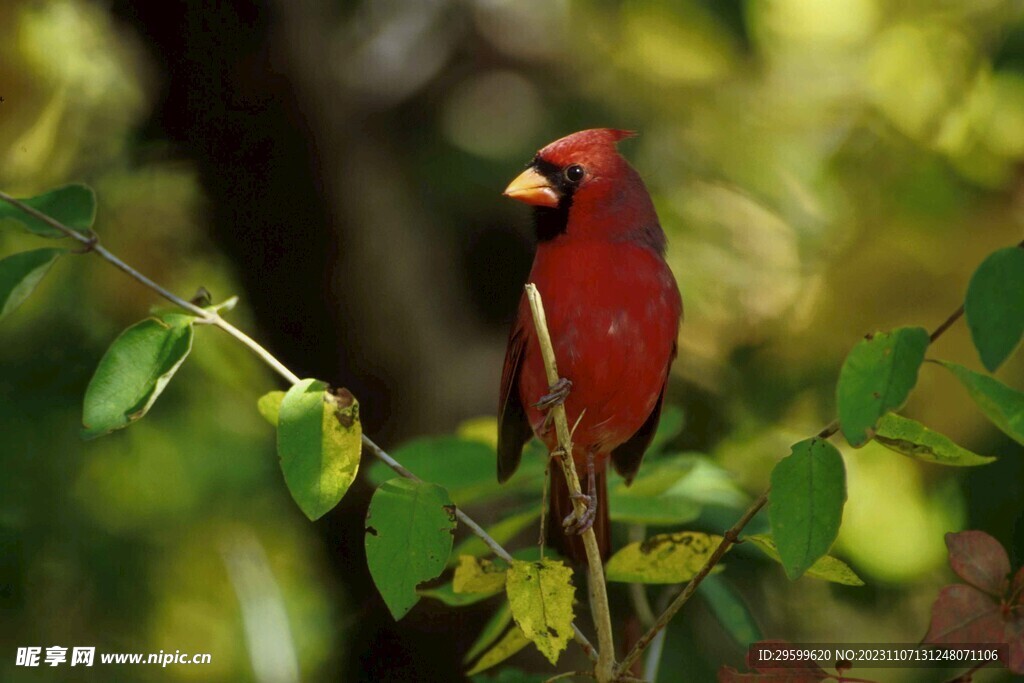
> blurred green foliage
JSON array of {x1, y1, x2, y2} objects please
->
[{"x1": 1, "y1": 0, "x2": 1023, "y2": 681}]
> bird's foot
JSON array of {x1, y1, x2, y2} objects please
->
[
  {"x1": 562, "y1": 491, "x2": 596, "y2": 535},
  {"x1": 534, "y1": 377, "x2": 572, "y2": 411}
]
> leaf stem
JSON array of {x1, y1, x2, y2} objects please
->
[
  {"x1": 614, "y1": 257, "x2": 1000, "y2": 677},
  {"x1": 0, "y1": 189, "x2": 604, "y2": 663},
  {"x1": 525, "y1": 284, "x2": 616, "y2": 683}
]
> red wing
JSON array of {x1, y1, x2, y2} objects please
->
[
  {"x1": 497, "y1": 298, "x2": 534, "y2": 483},
  {"x1": 610, "y1": 342, "x2": 676, "y2": 484}
]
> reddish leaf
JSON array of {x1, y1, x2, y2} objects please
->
[
  {"x1": 925, "y1": 584, "x2": 1003, "y2": 644},
  {"x1": 1011, "y1": 566, "x2": 1024, "y2": 603},
  {"x1": 945, "y1": 531, "x2": 1011, "y2": 597},
  {"x1": 1006, "y1": 613, "x2": 1024, "y2": 673}
]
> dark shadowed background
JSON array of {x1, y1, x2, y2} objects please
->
[{"x1": 1, "y1": 1, "x2": 1022, "y2": 681}]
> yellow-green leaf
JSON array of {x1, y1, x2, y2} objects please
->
[
  {"x1": 505, "y1": 559, "x2": 575, "y2": 665},
  {"x1": 278, "y1": 380, "x2": 361, "y2": 520},
  {"x1": 875, "y1": 413, "x2": 996, "y2": 466},
  {"x1": 257, "y1": 390, "x2": 286, "y2": 426},
  {"x1": 453, "y1": 555, "x2": 507, "y2": 595},
  {"x1": 465, "y1": 619, "x2": 531, "y2": 676},
  {"x1": 464, "y1": 602, "x2": 514, "y2": 664},
  {"x1": 606, "y1": 531, "x2": 725, "y2": 584},
  {"x1": 745, "y1": 534, "x2": 864, "y2": 586}
]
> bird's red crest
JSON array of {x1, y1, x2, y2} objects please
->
[{"x1": 536, "y1": 128, "x2": 637, "y2": 167}]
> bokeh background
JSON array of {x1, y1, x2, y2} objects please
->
[{"x1": 1, "y1": 0, "x2": 1023, "y2": 681}]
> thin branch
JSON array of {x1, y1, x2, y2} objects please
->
[
  {"x1": 525, "y1": 284, "x2": 616, "y2": 683},
  {"x1": 0, "y1": 189, "x2": 606, "y2": 663},
  {"x1": 614, "y1": 259, "x2": 1002, "y2": 677}
]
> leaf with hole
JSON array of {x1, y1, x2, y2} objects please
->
[
  {"x1": 0, "y1": 184, "x2": 96, "y2": 237},
  {"x1": 82, "y1": 314, "x2": 194, "y2": 439},
  {"x1": 935, "y1": 360, "x2": 1024, "y2": 446},
  {"x1": 605, "y1": 531, "x2": 725, "y2": 584},
  {"x1": 836, "y1": 326, "x2": 930, "y2": 447},
  {"x1": 768, "y1": 439, "x2": 846, "y2": 580},
  {"x1": 277, "y1": 380, "x2": 361, "y2": 520},
  {"x1": 365, "y1": 478, "x2": 456, "y2": 620},
  {"x1": 505, "y1": 559, "x2": 574, "y2": 665},
  {"x1": 965, "y1": 246, "x2": 1024, "y2": 371},
  {"x1": 0, "y1": 248, "x2": 66, "y2": 322}
]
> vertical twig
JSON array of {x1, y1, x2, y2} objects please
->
[{"x1": 525, "y1": 284, "x2": 616, "y2": 683}]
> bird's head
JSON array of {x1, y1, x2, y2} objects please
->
[{"x1": 503, "y1": 128, "x2": 662, "y2": 248}]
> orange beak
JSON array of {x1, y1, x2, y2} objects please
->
[{"x1": 503, "y1": 167, "x2": 560, "y2": 207}]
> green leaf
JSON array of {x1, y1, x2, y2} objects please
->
[
  {"x1": 935, "y1": 361, "x2": 1024, "y2": 446},
  {"x1": 698, "y1": 574, "x2": 763, "y2": 648},
  {"x1": 465, "y1": 621, "x2": 531, "y2": 676},
  {"x1": 0, "y1": 248, "x2": 66, "y2": 321},
  {"x1": 837, "y1": 326, "x2": 930, "y2": 447},
  {"x1": 745, "y1": 534, "x2": 864, "y2": 586},
  {"x1": 367, "y1": 436, "x2": 507, "y2": 506},
  {"x1": 605, "y1": 531, "x2": 725, "y2": 584},
  {"x1": 256, "y1": 390, "x2": 286, "y2": 427},
  {"x1": 0, "y1": 184, "x2": 96, "y2": 237},
  {"x1": 505, "y1": 559, "x2": 575, "y2": 665},
  {"x1": 453, "y1": 555, "x2": 507, "y2": 595},
  {"x1": 451, "y1": 506, "x2": 540, "y2": 563},
  {"x1": 82, "y1": 314, "x2": 194, "y2": 439},
  {"x1": 277, "y1": 380, "x2": 362, "y2": 520},
  {"x1": 649, "y1": 404, "x2": 685, "y2": 454},
  {"x1": 464, "y1": 602, "x2": 513, "y2": 664},
  {"x1": 875, "y1": 413, "x2": 996, "y2": 466},
  {"x1": 418, "y1": 581, "x2": 499, "y2": 607},
  {"x1": 965, "y1": 246, "x2": 1024, "y2": 372},
  {"x1": 768, "y1": 438, "x2": 847, "y2": 580},
  {"x1": 365, "y1": 478, "x2": 457, "y2": 620}
]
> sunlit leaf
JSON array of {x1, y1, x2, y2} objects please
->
[
  {"x1": 0, "y1": 184, "x2": 95, "y2": 237},
  {"x1": 874, "y1": 413, "x2": 995, "y2": 466},
  {"x1": 768, "y1": 439, "x2": 846, "y2": 580},
  {"x1": 277, "y1": 380, "x2": 361, "y2": 520},
  {"x1": 457, "y1": 415, "x2": 499, "y2": 450},
  {"x1": 465, "y1": 621, "x2": 531, "y2": 676},
  {"x1": 464, "y1": 602, "x2": 513, "y2": 664},
  {"x1": 451, "y1": 507, "x2": 539, "y2": 563},
  {"x1": 256, "y1": 390, "x2": 285, "y2": 427},
  {"x1": 698, "y1": 574, "x2": 762, "y2": 648},
  {"x1": 82, "y1": 314, "x2": 194, "y2": 439},
  {"x1": 605, "y1": 531, "x2": 725, "y2": 584},
  {"x1": 935, "y1": 360, "x2": 1024, "y2": 446},
  {"x1": 365, "y1": 478, "x2": 456, "y2": 620},
  {"x1": 505, "y1": 559, "x2": 574, "y2": 665},
  {"x1": 0, "y1": 248, "x2": 66, "y2": 322},
  {"x1": 837, "y1": 326, "x2": 930, "y2": 447},
  {"x1": 965, "y1": 246, "x2": 1024, "y2": 371},
  {"x1": 945, "y1": 531, "x2": 1010, "y2": 598},
  {"x1": 453, "y1": 555, "x2": 507, "y2": 595},
  {"x1": 745, "y1": 534, "x2": 863, "y2": 586}
]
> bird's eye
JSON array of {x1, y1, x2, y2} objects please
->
[{"x1": 564, "y1": 165, "x2": 585, "y2": 183}]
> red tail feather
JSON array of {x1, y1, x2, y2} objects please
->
[{"x1": 548, "y1": 465, "x2": 610, "y2": 564}]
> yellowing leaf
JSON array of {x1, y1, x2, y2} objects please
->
[
  {"x1": 745, "y1": 534, "x2": 864, "y2": 586},
  {"x1": 257, "y1": 390, "x2": 286, "y2": 427},
  {"x1": 453, "y1": 555, "x2": 507, "y2": 595},
  {"x1": 606, "y1": 531, "x2": 724, "y2": 584},
  {"x1": 505, "y1": 559, "x2": 575, "y2": 665},
  {"x1": 456, "y1": 415, "x2": 499, "y2": 450},
  {"x1": 465, "y1": 620, "x2": 531, "y2": 676}
]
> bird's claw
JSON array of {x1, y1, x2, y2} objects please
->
[
  {"x1": 534, "y1": 377, "x2": 572, "y2": 411},
  {"x1": 562, "y1": 492, "x2": 596, "y2": 535}
]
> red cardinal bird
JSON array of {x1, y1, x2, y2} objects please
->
[{"x1": 497, "y1": 129, "x2": 682, "y2": 563}]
